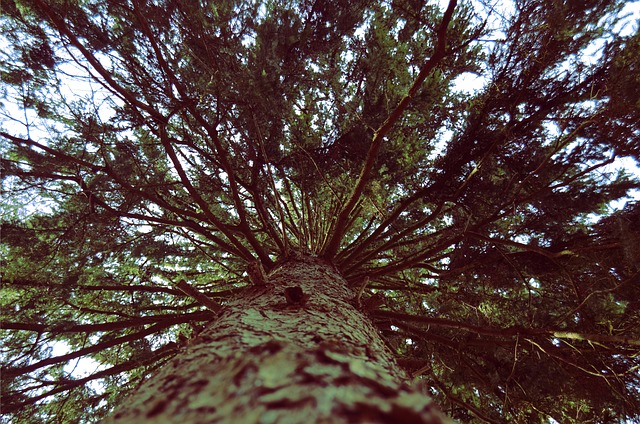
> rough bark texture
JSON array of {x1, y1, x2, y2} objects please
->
[{"x1": 104, "y1": 256, "x2": 452, "y2": 423}]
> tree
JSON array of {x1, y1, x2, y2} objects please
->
[{"x1": 1, "y1": 0, "x2": 639, "y2": 422}]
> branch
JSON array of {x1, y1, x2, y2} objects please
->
[
  {"x1": 23, "y1": 3, "x2": 261, "y2": 262},
  {"x1": 551, "y1": 331, "x2": 640, "y2": 347},
  {"x1": 373, "y1": 310, "x2": 521, "y2": 338},
  {"x1": 126, "y1": 2, "x2": 268, "y2": 262},
  {"x1": 321, "y1": 0, "x2": 458, "y2": 259},
  {"x1": 341, "y1": 202, "x2": 448, "y2": 273},
  {"x1": 3, "y1": 132, "x2": 247, "y2": 257},
  {"x1": 32, "y1": 0, "x2": 163, "y2": 122},
  {"x1": 430, "y1": 372, "x2": 502, "y2": 424},
  {"x1": 374, "y1": 310, "x2": 640, "y2": 347},
  {"x1": 466, "y1": 231, "x2": 576, "y2": 260},
  {"x1": 175, "y1": 280, "x2": 222, "y2": 313},
  {"x1": 8, "y1": 279, "x2": 180, "y2": 294},
  {"x1": 2, "y1": 342, "x2": 179, "y2": 415},
  {"x1": 4, "y1": 322, "x2": 173, "y2": 379},
  {"x1": 156, "y1": 130, "x2": 255, "y2": 262},
  {"x1": 1, "y1": 311, "x2": 213, "y2": 334}
]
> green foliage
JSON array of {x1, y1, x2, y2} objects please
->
[{"x1": 1, "y1": 0, "x2": 639, "y2": 422}]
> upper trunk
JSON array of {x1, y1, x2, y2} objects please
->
[{"x1": 104, "y1": 255, "x2": 452, "y2": 423}]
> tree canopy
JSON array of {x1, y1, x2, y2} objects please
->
[{"x1": 1, "y1": 0, "x2": 639, "y2": 422}]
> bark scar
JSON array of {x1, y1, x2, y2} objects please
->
[{"x1": 284, "y1": 286, "x2": 310, "y2": 307}]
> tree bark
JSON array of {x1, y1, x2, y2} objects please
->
[{"x1": 104, "y1": 256, "x2": 452, "y2": 423}]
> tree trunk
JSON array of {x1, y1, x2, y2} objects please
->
[{"x1": 104, "y1": 256, "x2": 452, "y2": 423}]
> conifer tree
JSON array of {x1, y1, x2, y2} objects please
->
[{"x1": 1, "y1": 0, "x2": 639, "y2": 422}]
